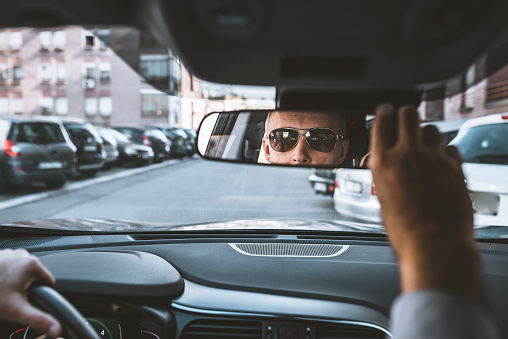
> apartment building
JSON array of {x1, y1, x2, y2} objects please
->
[{"x1": 0, "y1": 26, "x2": 182, "y2": 127}]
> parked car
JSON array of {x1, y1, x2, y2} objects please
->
[
  {"x1": 308, "y1": 168, "x2": 337, "y2": 196},
  {"x1": 333, "y1": 168, "x2": 381, "y2": 223},
  {"x1": 182, "y1": 128, "x2": 197, "y2": 154},
  {"x1": 95, "y1": 127, "x2": 120, "y2": 167},
  {"x1": 420, "y1": 119, "x2": 466, "y2": 145},
  {"x1": 450, "y1": 113, "x2": 508, "y2": 227},
  {"x1": 0, "y1": 115, "x2": 76, "y2": 188},
  {"x1": 147, "y1": 125, "x2": 192, "y2": 157},
  {"x1": 57, "y1": 119, "x2": 107, "y2": 177},
  {"x1": 106, "y1": 128, "x2": 155, "y2": 166},
  {"x1": 113, "y1": 127, "x2": 170, "y2": 162}
]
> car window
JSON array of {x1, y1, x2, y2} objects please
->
[
  {"x1": 144, "y1": 129, "x2": 166, "y2": 139},
  {"x1": 107, "y1": 129, "x2": 131, "y2": 143},
  {"x1": 452, "y1": 123, "x2": 508, "y2": 164},
  {"x1": 9, "y1": 123, "x2": 65, "y2": 143}
]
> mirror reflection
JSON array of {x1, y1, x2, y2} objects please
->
[{"x1": 197, "y1": 110, "x2": 369, "y2": 168}]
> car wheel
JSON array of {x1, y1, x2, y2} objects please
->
[
  {"x1": 80, "y1": 170, "x2": 97, "y2": 178},
  {"x1": 45, "y1": 179, "x2": 66, "y2": 189}
]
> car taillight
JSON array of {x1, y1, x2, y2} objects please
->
[
  {"x1": 4, "y1": 139, "x2": 20, "y2": 157},
  {"x1": 502, "y1": 115, "x2": 508, "y2": 120},
  {"x1": 328, "y1": 185, "x2": 335, "y2": 192},
  {"x1": 335, "y1": 180, "x2": 339, "y2": 188},
  {"x1": 371, "y1": 182, "x2": 376, "y2": 196},
  {"x1": 142, "y1": 134, "x2": 152, "y2": 147}
]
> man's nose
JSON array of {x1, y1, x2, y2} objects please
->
[{"x1": 291, "y1": 137, "x2": 311, "y2": 164}]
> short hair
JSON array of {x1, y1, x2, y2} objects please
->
[{"x1": 265, "y1": 111, "x2": 347, "y2": 136}]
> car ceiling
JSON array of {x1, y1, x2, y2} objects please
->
[{"x1": 2, "y1": 0, "x2": 508, "y2": 94}]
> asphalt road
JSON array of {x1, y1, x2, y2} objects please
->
[{"x1": 0, "y1": 158, "x2": 344, "y2": 225}]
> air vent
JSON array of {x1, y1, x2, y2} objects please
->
[
  {"x1": 181, "y1": 319, "x2": 262, "y2": 339},
  {"x1": 229, "y1": 243, "x2": 350, "y2": 257},
  {"x1": 0, "y1": 237, "x2": 61, "y2": 249},
  {"x1": 316, "y1": 324, "x2": 385, "y2": 339}
]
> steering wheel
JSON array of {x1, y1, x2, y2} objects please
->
[{"x1": 28, "y1": 285, "x2": 100, "y2": 339}]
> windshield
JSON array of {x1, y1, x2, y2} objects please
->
[
  {"x1": 8, "y1": 123, "x2": 65, "y2": 144},
  {"x1": 0, "y1": 25, "x2": 506, "y2": 240},
  {"x1": 451, "y1": 123, "x2": 508, "y2": 164}
]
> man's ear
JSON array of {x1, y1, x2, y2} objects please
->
[
  {"x1": 338, "y1": 138, "x2": 350, "y2": 164},
  {"x1": 262, "y1": 138, "x2": 271, "y2": 162}
]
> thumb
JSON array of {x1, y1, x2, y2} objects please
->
[{"x1": 12, "y1": 300, "x2": 61, "y2": 338}]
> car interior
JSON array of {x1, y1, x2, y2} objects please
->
[{"x1": 1, "y1": 0, "x2": 508, "y2": 338}]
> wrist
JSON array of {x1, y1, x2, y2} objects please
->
[{"x1": 398, "y1": 243, "x2": 485, "y2": 307}]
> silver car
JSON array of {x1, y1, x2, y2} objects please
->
[{"x1": 333, "y1": 168, "x2": 381, "y2": 223}]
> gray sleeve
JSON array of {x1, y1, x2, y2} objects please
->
[{"x1": 389, "y1": 290, "x2": 499, "y2": 339}]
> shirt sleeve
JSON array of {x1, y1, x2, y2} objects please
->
[{"x1": 389, "y1": 290, "x2": 500, "y2": 339}]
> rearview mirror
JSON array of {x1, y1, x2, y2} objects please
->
[{"x1": 197, "y1": 110, "x2": 370, "y2": 168}]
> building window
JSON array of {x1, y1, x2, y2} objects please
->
[
  {"x1": 0, "y1": 32, "x2": 7, "y2": 50},
  {"x1": 140, "y1": 55, "x2": 169, "y2": 81},
  {"x1": 38, "y1": 31, "x2": 52, "y2": 50},
  {"x1": 12, "y1": 65, "x2": 21, "y2": 83},
  {"x1": 99, "y1": 97, "x2": 112, "y2": 116},
  {"x1": 41, "y1": 97, "x2": 53, "y2": 115},
  {"x1": 99, "y1": 62, "x2": 111, "y2": 83},
  {"x1": 13, "y1": 98, "x2": 23, "y2": 115},
  {"x1": 84, "y1": 30, "x2": 94, "y2": 49},
  {"x1": 141, "y1": 93, "x2": 169, "y2": 117},
  {"x1": 0, "y1": 98, "x2": 8, "y2": 114},
  {"x1": 55, "y1": 97, "x2": 68, "y2": 115},
  {"x1": 0, "y1": 63, "x2": 8, "y2": 83},
  {"x1": 85, "y1": 97, "x2": 97, "y2": 116},
  {"x1": 98, "y1": 29, "x2": 110, "y2": 49},
  {"x1": 84, "y1": 62, "x2": 96, "y2": 79},
  {"x1": 56, "y1": 63, "x2": 66, "y2": 83},
  {"x1": 40, "y1": 63, "x2": 52, "y2": 83},
  {"x1": 53, "y1": 31, "x2": 66, "y2": 50},
  {"x1": 9, "y1": 31, "x2": 22, "y2": 50}
]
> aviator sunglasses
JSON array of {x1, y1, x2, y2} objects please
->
[{"x1": 267, "y1": 127, "x2": 344, "y2": 153}]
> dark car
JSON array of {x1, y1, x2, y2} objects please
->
[
  {"x1": 106, "y1": 128, "x2": 154, "y2": 166},
  {"x1": 95, "y1": 127, "x2": 120, "y2": 167},
  {"x1": 113, "y1": 127, "x2": 170, "y2": 162},
  {"x1": 182, "y1": 128, "x2": 197, "y2": 154},
  {"x1": 0, "y1": 116, "x2": 76, "y2": 188},
  {"x1": 59, "y1": 119, "x2": 107, "y2": 177},
  {"x1": 147, "y1": 125, "x2": 192, "y2": 157}
]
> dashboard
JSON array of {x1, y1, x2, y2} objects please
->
[{"x1": 1, "y1": 231, "x2": 507, "y2": 338}]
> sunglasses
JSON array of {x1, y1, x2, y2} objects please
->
[{"x1": 267, "y1": 127, "x2": 344, "y2": 153}]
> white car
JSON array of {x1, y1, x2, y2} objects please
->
[
  {"x1": 450, "y1": 113, "x2": 508, "y2": 227},
  {"x1": 333, "y1": 168, "x2": 381, "y2": 223}
]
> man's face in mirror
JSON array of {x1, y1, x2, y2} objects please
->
[{"x1": 262, "y1": 111, "x2": 349, "y2": 166}]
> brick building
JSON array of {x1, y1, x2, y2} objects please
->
[{"x1": 420, "y1": 55, "x2": 508, "y2": 122}]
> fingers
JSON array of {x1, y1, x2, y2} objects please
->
[
  {"x1": 371, "y1": 103, "x2": 397, "y2": 155},
  {"x1": 12, "y1": 298, "x2": 61, "y2": 338},
  {"x1": 422, "y1": 124, "x2": 442, "y2": 149},
  {"x1": 29, "y1": 257, "x2": 55, "y2": 287},
  {"x1": 397, "y1": 106, "x2": 420, "y2": 146},
  {"x1": 445, "y1": 145, "x2": 463, "y2": 165}
]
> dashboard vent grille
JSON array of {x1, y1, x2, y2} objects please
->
[
  {"x1": 229, "y1": 243, "x2": 350, "y2": 257},
  {"x1": 316, "y1": 324, "x2": 386, "y2": 339},
  {"x1": 181, "y1": 319, "x2": 262, "y2": 339},
  {"x1": 0, "y1": 237, "x2": 61, "y2": 249}
]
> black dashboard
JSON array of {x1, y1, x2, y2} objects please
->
[{"x1": 1, "y1": 232, "x2": 508, "y2": 338}]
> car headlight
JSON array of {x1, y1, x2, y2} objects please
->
[
  {"x1": 124, "y1": 147, "x2": 137, "y2": 155},
  {"x1": 165, "y1": 145, "x2": 170, "y2": 152}
]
